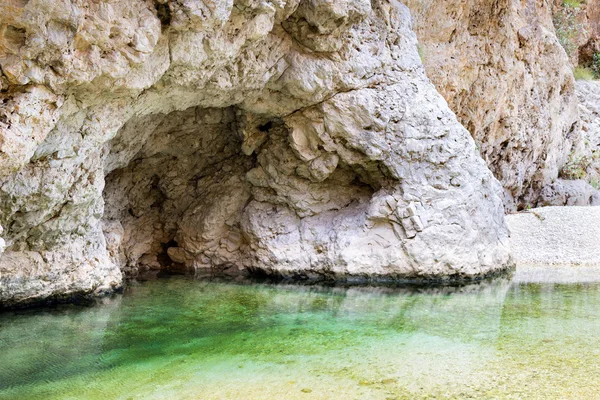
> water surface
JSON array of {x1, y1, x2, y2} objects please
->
[{"x1": 1, "y1": 271, "x2": 600, "y2": 399}]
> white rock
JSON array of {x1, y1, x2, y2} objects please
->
[{"x1": 0, "y1": 0, "x2": 513, "y2": 306}]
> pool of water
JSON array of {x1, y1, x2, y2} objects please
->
[{"x1": 1, "y1": 271, "x2": 600, "y2": 399}]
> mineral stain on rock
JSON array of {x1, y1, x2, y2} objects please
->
[{"x1": 154, "y1": 1, "x2": 172, "y2": 28}]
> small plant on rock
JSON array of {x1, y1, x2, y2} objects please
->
[
  {"x1": 574, "y1": 67, "x2": 595, "y2": 80},
  {"x1": 418, "y1": 45, "x2": 425, "y2": 63},
  {"x1": 560, "y1": 152, "x2": 592, "y2": 180},
  {"x1": 591, "y1": 53, "x2": 600, "y2": 78}
]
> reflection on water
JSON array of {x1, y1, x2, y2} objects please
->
[{"x1": 1, "y1": 272, "x2": 600, "y2": 399}]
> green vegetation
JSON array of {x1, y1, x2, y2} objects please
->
[
  {"x1": 561, "y1": 152, "x2": 592, "y2": 179},
  {"x1": 562, "y1": 0, "x2": 582, "y2": 7},
  {"x1": 592, "y1": 52, "x2": 600, "y2": 78},
  {"x1": 561, "y1": 151, "x2": 600, "y2": 180},
  {"x1": 553, "y1": 1, "x2": 586, "y2": 60},
  {"x1": 574, "y1": 66, "x2": 595, "y2": 80},
  {"x1": 572, "y1": 53, "x2": 600, "y2": 81},
  {"x1": 417, "y1": 44, "x2": 425, "y2": 63}
]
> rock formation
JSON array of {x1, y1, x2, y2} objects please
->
[
  {"x1": 404, "y1": 0, "x2": 589, "y2": 210},
  {"x1": 0, "y1": 0, "x2": 515, "y2": 306},
  {"x1": 576, "y1": 1, "x2": 600, "y2": 67},
  {"x1": 572, "y1": 81, "x2": 600, "y2": 192}
]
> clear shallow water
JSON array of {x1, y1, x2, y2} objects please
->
[{"x1": 1, "y1": 273, "x2": 600, "y2": 399}]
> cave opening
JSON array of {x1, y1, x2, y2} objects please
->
[
  {"x1": 101, "y1": 105, "x2": 377, "y2": 278},
  {"x1": 102, "y1": 106, "x2": 254, "y2": 276}
]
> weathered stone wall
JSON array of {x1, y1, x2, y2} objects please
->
[
  {"x1": 405, "y1": 0, "x2": 584, "y2": 210},
  {"x1": 0, "y1": 0, "x2": 513, "y2": 306},
  {"x1": 573, "y1": 80, "x2": 600, "y2": 190},
  {"x1": 578, "y1": 0, "x2": 600, "y2": 65},
  {"x1": 550, "y1": 0, "x2": 600, "y2": 66}
]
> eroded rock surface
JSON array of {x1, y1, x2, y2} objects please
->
[
  {"x1": 0, "y1": 0, "x2": 513, "y2": 306},
  {"x1": 575, "y1": 80, "x2": 600, "y2": 189},
  {"x1": 405, "y1": 0, "x2": 581, "y2": 210},
  {"x1": 546, "y1": 80, "x2": 600, "y2": 209}
]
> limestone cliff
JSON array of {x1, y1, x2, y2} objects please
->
[
  {"x1": 574, "y1": 80, "x2": 600, "y2": 188},
  {"x1": 0, "y1": 0, "x2": 514, "y2": 306},
  {"x1": 534, "y1": 78, "x2": 600, "y2": 208},
  {"x1": 576, "y1": 0, "x2": 600, "y2": 66},
  {"x1": 404, "y1": 0, "x2": 594, "y2": 210}
]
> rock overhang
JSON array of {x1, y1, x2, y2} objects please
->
[{"x1": 0, "y1": 0, "x2": 513, "y2": 307}]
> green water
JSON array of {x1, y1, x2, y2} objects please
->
[{"x1": 1, "y1": 274, "x2": 600, "y2": 399}]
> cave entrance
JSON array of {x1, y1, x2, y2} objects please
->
[
  {"x1": 102, "y1": 106, "x2": 254, "y2": 276},
  {"x1": 101, "y1": 105, "x2": 377, "y2": 278}
]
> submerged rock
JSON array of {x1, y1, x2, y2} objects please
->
[{"x1": 0, "y1": 0, "x2": 512, "y2": 306}]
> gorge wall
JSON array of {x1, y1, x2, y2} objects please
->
[
  {"x1": 405, "y1": 0, "x2": 599, "y2": 210},
  {"x1": 0, "y1": 0, "x2": 514, "y2": 306},
  {"x1": 576, "y1": 80, "x2": 600, "y2": 189},
  {"x1": 551, "y1": 0, "x2": 600, "y2": 205},
  {"x1": 550, "y1": 0, "x2": 600, "y2": 66}
]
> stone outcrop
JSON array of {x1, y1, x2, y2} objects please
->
[
  {"x1": 0, "y1": 0, "x2": 514, "y2": 306},
  {"x1": 572, "y1": 81, "x2": 600, "y2": 191},
  {"x1": 404, "y1": 0, "x2": 582, "y2": 210},
  {"x1": 577, "y1": 1, "x2": 600, "y2": 67}
]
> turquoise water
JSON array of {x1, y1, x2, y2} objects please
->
[{"x1": 1, "y1": 273, "x2": 600, "y2": 399}]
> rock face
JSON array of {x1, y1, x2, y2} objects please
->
[
  {"x1": 576, "y1": 1, "x2": 600, "y2": 67},
  {"x1": 404, "y1": 0, "x2": 581, "y2": 210},
  {"x1": 572, "y1": 81, "x2": 600, "y2": 191},
  {"x1": 0, "y1": 0, "x2": 513, "y2": 306}
]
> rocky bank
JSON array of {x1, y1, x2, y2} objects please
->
[{"x1": 508, "y1": 206, "x2": 600, "y2": 267}]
